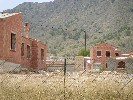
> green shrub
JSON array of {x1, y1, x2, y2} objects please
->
[
  {"x1": 78, "y1": 49, "x2": 90, "y2": 56},
  {"x1": 99, "y1": 66, "x2": 105, "y2": 73}
]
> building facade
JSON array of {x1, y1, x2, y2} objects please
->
[
  {"x1": 87, "y1": 42, "x2": 122, "y2": 71},
  {"x1": 90, "y1": 42, "x2": 116, "y2": 68},
  {"x1": 0, "y1": 12, "x2": 22, "y2": 64},
  {"x1": 0, "y1": 12, "x2": 47, "y2": 70},
  {"x1": 85, "y1": 42, "x2": 133, "y2": 72}
]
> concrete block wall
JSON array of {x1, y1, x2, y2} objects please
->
[{"x1": 0, "y1": 60, "x2": 21, "y2": 73}]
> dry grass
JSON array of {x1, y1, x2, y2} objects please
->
[{"x1": 0, "y1": 71, "x2": 133, "y2": 100}]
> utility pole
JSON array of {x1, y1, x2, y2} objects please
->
[
  {"x1": 84, "y1": 30, "x2": 87, "y2": 52},
  {"x1": 83, "y1": 30, "x2": 87, "y2": 70},
  {"x1": 64, "y1": 57, "x2": 66, "y2": 100}
]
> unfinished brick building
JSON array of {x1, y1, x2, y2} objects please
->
[
  {"x1": 89, "y1": 42, "x2": 121, "y2": 71},
  {"x1": 0, "y1": 12, "x2": 47, "y2": 71},
  {"x1": 84, "y1": 41, "x2": 133, "y2": 72}
]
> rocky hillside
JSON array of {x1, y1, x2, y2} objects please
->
[{"x1": 6, "y1": 0, "x2": 133, "y2": 56}]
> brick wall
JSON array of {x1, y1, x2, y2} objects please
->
[
  {"x1": 0, "y1": 19, "x2": 4, "y2": 60},
  {"x1": 31, "y1": 40, "x2": 38, "y2": 69},
  {"x1": 36, "y1": 41, "x2": 47, "y2": 69},
  {"x1": 31, "y1": 40, "x2": 47, "y2": 69},
  {"x1": 21, "y1": 38, "x2": 47, "y2": 70},
  {"x1": 0, "y1": 13, "x2": 47, "y2": 70},
  {"x1": 0, "y1": 13, "x2": 22, "y2": 64},
  {"x1": 90, "y1": 42, "x2": 115, "y2": 68},
  {"x1": 21, "y1": 36, "x2": 32, "y2": 68}
]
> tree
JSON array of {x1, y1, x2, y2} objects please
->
[{"x1": 78, "y1": 49, "x2": 90, "y2": 56}]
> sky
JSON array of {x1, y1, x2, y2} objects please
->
[{"x1": 0, "y1": 0, "x2": 54, "y2": 12}]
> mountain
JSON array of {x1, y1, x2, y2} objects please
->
[{"x1": 6, "y1": 0, "x2": 133, "y2": 56}]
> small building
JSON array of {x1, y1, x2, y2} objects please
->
[
  {"x1": 86, "y1": 41, "x2": 133, "y2": 72},
  {"x1": 0, "y1": 12, "x2": 47, "y2": 72},
  {"x1": 90, "y1": 42, "x2": 117, "y2": 70}
]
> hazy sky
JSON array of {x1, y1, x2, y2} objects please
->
[{"x1": 0, "y1": 0, "x2": 54, "y2": 12}]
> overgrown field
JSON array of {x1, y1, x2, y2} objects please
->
[{"x1": 0, "y1": 71, "x2": 133, "y2": 100}]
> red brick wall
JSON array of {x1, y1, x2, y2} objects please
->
[
  {"x1": 31, "y1": 40, "x2": 47, "y2": 69},
  {"x1": 0, "y1": 19, "x2": 4, "y2": 59},
  {"x1": 0, "y1": 13, "x2": 22, "y2": 64},
  {"x1": 21, "y1": 36, "x2": 32, "y2": 68},
  {"x1": 90, "y1": 42, "x2": 115, "y2": 68},
  {"x1": 21, "y1": 38, "x2": 47, "y2": 70},
  {"x1": 36, "y1": 41, "x2": 47, "y2": 69},
  {"x1": 24, "y1": 22, "x2": 30, "y2": 37},
  {"x1": 0, "y1": 13, "x2": 47, "y2": 70},
  {"x1": 31, "y1": 40, "x2": 38, "y2": 69}
]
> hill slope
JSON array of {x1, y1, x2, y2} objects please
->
[{"x1": 6, "y1": 0, "x2": 133, "y2": 56}]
